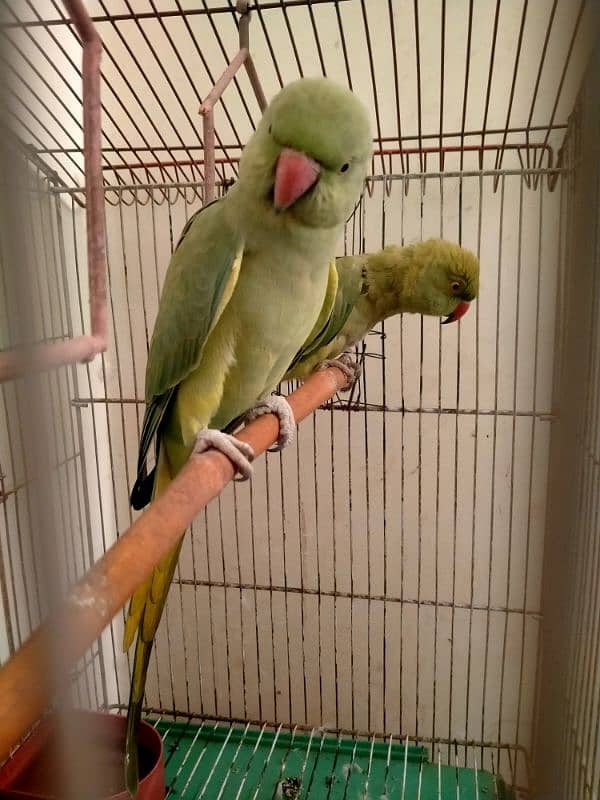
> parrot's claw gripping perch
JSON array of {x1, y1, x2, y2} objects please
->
[
  {"x1": 245, "y1": 395, "x2": 296, "y2": 453},
  {"x1": 193, "y1": 428, "x2": 255, "y2": 481},
  {"x1": 316, "y1": 351, "x2": 361, "y2": 391}
]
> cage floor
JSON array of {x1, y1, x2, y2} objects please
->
[{"x1": 156, "y1": 721, "x2": 514, "y2": 799}]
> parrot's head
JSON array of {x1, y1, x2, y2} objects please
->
[
  {"x1": 238, "y1": 77, "x2": 372, "y2": 228},
  {"x1": 405, "y1": 238, "x2": 480, "y2": 323}
]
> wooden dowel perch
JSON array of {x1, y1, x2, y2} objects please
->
[{"x1": 0, "y1": 366, "x2": 348, "y2": 761}]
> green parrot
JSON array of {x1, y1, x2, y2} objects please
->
[
  {"x1": 123, "y1": 77, "x2": 371, "y2": 796},
  {"x1": 285, "y1": 238, "x2": 480, "y2": 381}
]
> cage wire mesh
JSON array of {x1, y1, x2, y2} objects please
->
[{"x1": 1, "y1": 1, "x2": 600, "y2": 798}]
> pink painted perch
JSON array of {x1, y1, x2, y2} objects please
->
[
  {"x1": 0, "y1": 364, "x2": 350, "y2": 761},
  {"x1": 0, "y1": 0, "x2": 106, "y2": 384},
  {"x1": 200, "y1": 0, "x2": 267, "y2": 204}
]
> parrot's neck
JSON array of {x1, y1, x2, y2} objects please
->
[
  {"x1": 225, "y1": 182, "x2": 340, "y2": 258},
  {"x1": 362, "y1": 245, "x2": 424, "y2": 322}
]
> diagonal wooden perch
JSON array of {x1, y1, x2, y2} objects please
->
[{"x1": 0, "y1": 365, "x2": 349, "y2": 761}]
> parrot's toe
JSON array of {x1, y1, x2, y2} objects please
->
[
  {"x1": 316, "y1": 351, "x2": 361, "y2": 391},
  {"x1": 245, "y1": 395, "x2": 296, "y2": 452},
  {"x1": 193, "y1": 428, "x2": 255, "y2": 480}
]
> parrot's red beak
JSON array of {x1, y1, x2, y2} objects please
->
[
  {"x1": 274, "y1": 148, "x2": 320, "y2": 211},
  {"x1": 441, "y1": 300, "x2": 471, "y2": 325}
]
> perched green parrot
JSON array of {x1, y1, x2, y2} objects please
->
[
  {"x1": 285, "y1": 238, "x2": 480, "y2": 380},
  {"x1": 123, "y1": 77, "x2": 371, "y2": 796}
]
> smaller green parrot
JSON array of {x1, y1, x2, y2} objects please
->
[{"x1": 285, "y1": 238, "x2": 480, "y2": 380}]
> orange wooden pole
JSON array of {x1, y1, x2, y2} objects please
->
[{"x1": 0, "y1": 366, "x2": 348, "y2": 760}]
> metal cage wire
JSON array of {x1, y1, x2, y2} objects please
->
[
  {"x1": 1, "y1": 1, "x2": 600, "y2": 799},
  {"x1": 1, "y1": 0, "x2": 597, "y2": 189}
]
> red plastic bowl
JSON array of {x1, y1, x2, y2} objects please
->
[{"x1": 0, "y1": 710, "x2": 164, "y2": 799}]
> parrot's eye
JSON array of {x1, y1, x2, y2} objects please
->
[
  {"x1": 450, "y1": 280, "x2": 463, "y2": 295},
  {"x1": 339, "y1": 162, "x2": 350, "y2": 173}
]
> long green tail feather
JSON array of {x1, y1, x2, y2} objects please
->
[
  {"x1": 124, "y1": 636, "x2": 153, "y2": 798},
  {"x1": 123, "y1": 448, "x2": 183, "y2": 797}
]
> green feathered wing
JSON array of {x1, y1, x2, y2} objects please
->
[
  {"x1": 130, "y1": 199, "x2": 242, "y2": 509},
  {"x1": 285, "y1": 254, "x2": 365, "y2": 379}
]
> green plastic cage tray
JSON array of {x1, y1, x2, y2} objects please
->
[{"x1": 158, "y1": 721, "x2": 515, "y2": 799}]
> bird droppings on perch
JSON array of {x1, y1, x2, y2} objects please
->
[
  {"x1": 68, "y1": 577, "x2": 109, "y2": 618},
  {"x1": 277, "y1": 776, "x2": 302, "y2": 799},
  {"x1": 342, "y1": 761, "x2": 364, "y2": 779}
]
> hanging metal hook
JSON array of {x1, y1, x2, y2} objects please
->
[
  {"x1": 200, "y1": 0, "x2": 267, "y2": 204},
  {"x1": 237, "y1": 1, "x2": 267, "y2": 112}
]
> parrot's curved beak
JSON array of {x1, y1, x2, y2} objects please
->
[
  {"x1": 274, "y1": 148, "x2": 321, "y2": 211},
  {"x1": 441, "y1": 300, "x2": 471, "y2": 325}
]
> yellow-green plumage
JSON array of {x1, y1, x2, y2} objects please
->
[
  {"x1": 286, "y1": 238, "x2": 480, "y2": 379},
  {"x1": 123, "y1": 77, "x2": 372, "y2": 797}
]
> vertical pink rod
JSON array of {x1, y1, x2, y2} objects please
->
[
  {"x1": 63, "y1": 0, "x2": 107, "y2": 346},
  {"x1": 202, "y1": 112, "x2": 216, "y2": 204},
  {"x1": 0, "y1": 1, "x2": 106, "y2": 384}
]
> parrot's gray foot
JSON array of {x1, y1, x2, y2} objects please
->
[
  {"x1": 193, "y1": 428, "x2": 255, "y2": 481},
  {"x1": 316, "y1": 351, "x2": 361, "y2": 391},
  {"x1": 245, "y1": 395, "x2": 295, "y2": 452}
]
